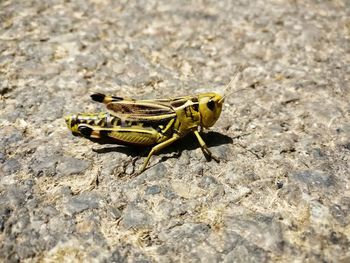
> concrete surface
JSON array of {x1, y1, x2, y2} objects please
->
[{"x1": 0, "y1": 0, "x2": 350, "y2": 262}]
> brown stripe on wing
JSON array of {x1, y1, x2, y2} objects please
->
[
  {"x1": 170, "y1": 99, "x2": 189, "y2": 108},
  {"x1": 108, "y1": 111, "x2": 176, "y2": 122},
  {"x1": 168, "y1": 96, "x2": 198, "y2": 109},
  {"x1": 142, "y1": 95, "x2": 191, "y2": 103},
  {"x1": 107, "y1": 101, "x2": 174, "y2": 114},
  {"x1": 136, "y1": 95, "x2": 196, "y2": 110},
  {"x1": 106, "y1": 101, "x2": 176, "y2": 122}
]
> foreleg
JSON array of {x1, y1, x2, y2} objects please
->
[{"x1": 193, "y1": 130, "x2": 219, "y2": 162}]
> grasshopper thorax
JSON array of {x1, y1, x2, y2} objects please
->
[{"x1": 198, "y1": 93, "x2": 224, "y2": 128}]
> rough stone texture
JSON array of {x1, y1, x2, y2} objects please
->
[{"x1": 0, "y1": 0, "x2": 349, "y2": 262}]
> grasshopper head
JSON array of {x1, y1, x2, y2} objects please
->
[{"x1": 198, "y1": 93, "x2": 224, "y2": 128}]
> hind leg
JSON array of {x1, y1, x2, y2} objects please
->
[{"x1": 140, "y1": 134, "x2": 180, "y2": 173}]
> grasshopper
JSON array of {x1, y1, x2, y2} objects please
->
[
  {"x1": 65, "y1": 66, "x2": 246, "y2": 173},
  {"x1": 65, "y1": 92, "x2": 224, "y2": 173}
]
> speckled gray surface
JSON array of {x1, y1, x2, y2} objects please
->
[{"x1": 1, "y1": 0, "x2": 350, "y2": 262}]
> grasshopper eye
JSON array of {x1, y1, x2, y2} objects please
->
[{"x1": 207, "y1": 100, "x2": 215, "y2": 111}]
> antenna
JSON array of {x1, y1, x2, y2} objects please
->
[{"x1": 219, "y1": 64, "x2": 248, "y2": 103}]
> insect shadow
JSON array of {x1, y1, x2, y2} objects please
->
[{"x1": 92, "y1": 131, "x2": 233, "y2": 158}]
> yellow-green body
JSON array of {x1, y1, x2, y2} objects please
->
[{"x1": 65, "y1": 92, "x2": 224, "y2": 173}]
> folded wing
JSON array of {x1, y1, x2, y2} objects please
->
[{"x1": 91, "y1": 93, "x2": 178, "y2": 122}]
